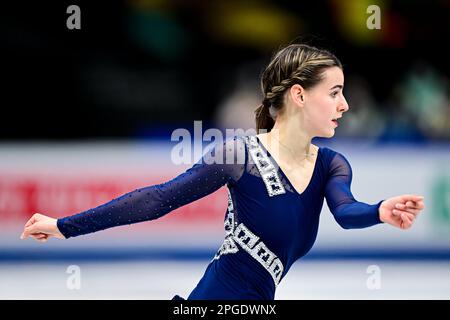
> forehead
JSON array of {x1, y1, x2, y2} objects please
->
[{"x1": 320, "y1": 66, "x2": 344, "y2": 87}]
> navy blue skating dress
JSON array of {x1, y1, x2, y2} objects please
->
[{"x1": 57, "y1": 135, "x2": 383, "y2": 300}]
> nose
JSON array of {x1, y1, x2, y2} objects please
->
[{"x1": 339, "y1": 95, "x2": 349, "y2": 113}]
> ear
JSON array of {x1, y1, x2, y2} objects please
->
[{"x1": 289, "y1": 84, "x2": 306, "y2": 106}]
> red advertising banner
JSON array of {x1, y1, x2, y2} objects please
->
[{"x1": 0, "y1": 171, "x2": 227, "y2": 231}]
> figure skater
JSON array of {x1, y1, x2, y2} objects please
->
[{"x1": 20, "y1": 44, "x2": 425, "y2": 300}]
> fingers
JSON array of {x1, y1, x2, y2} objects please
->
[
  {"x1": 21, "y1": 215, "x2": 37, "y2": 239},
  {"x1": 393, "y1": 208, "x2": 415, "y2": 219},
  {"x1": 404, "y1": 200, "x2": 424, "y2": 210},
  {"x1": 410, "y1": 200, "x2": 425, "y2": 210},
  {"x1": 387, "y1": 195, "x2": 425, "y2": 230},
  {"x1": 394, "y1": 203, "x2": 420, "y2": 215},
  {"x1": 24, "y1": 231, "x2": 50, "y2": 242},
  {"x1": 36, "y1": 235, "x2": 49, "y2": 242},
  {"x1": 31, "y1": 233, "x2": 46, "y2": 238},
  {"x1": 21, "y1": 224, "x2": 38, "y2": 239},
  {"x1": 400, "y1": 213, "x2": 413, "y2": 229},
  {"x1": 394, "y1": 197, "x2": 425, "y2": 217},
  {"x1": 401, "y1": 194, "x2": 424, "y2": 203},
  {"x1": 31, "y1": 233, "x2": 49, "y2": 242},
  {"x1": 24, "y1": 214, "x2": 37, "y2": 228},
  {"x1": 21, "y1": 213, "x2": 43, "y2": 239}
]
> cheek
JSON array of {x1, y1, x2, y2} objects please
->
[{"x1": 310, "y1": 97, "x2": 333, "y2": 121}]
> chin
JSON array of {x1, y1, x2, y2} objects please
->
[{"x1": 317, "y1": 130, "x2": 335, "y2": 138}]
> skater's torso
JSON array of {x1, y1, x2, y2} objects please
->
[{"x1": 188, "y1": 135, "x2": 327, "y2": 299}]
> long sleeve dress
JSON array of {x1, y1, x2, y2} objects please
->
[{"x1": 57, "y1": 134, "x2": 383, "y2": 300}]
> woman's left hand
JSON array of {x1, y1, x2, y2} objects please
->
[{"x1": 379, "y1": 194, "x2": 425, "y2": 230}]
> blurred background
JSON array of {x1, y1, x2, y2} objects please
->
[{"x1": 1, "y1": 0, "x2": 449, "y2": 299}]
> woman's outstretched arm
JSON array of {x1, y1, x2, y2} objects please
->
[
  {"x1": 325, "y1": 152, "x2": 424, "y2": 229},
  {"x1": 20, "y1": 137, "x2": 246, "y2": 241}
]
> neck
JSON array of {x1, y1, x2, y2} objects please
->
[{"x1": 268, "y1": 114, "x2": 314, "y2": 161}]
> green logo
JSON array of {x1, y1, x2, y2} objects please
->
[{"x1": 432, "y1": 169, "x2": 450, "y2": 232}]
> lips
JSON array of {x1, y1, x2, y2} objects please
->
[{"x1": 332, "y1": 117, "x2": 341, "y2": 127}]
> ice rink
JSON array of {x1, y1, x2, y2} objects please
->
[{"x1": 1, "y1": 260, "x2": 449, "y2": 299}]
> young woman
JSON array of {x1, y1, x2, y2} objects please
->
[{"x1": 20, "y1": 44, "x2": 425, "y2": 300}]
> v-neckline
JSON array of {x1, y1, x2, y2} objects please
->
[{"x1": 255, "y1": 135, "x2": 321, "y2": 196}]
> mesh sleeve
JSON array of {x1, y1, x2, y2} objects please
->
[
  {"x1": 57, "y1": 137, "x2": 246, "y2": 238},
  {"x1": 324, "y1": 152, "x2": 383, "y2": 229}
]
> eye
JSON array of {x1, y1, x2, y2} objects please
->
[{"x1": 331, "y1": 91, "x2": 339, "y2": 98}]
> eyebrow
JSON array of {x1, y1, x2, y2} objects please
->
[{"x1": 330, "y1": 85, "x2": 343, "y2": 90}]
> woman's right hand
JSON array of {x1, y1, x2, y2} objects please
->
[{"x1": 20, "y1": 213, "x2": 66, "y2": 242}]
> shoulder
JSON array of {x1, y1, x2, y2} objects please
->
[
  {"x1": 199, "y1": 135, "x2": 247, "y2": 165},
  {"x1": 319, "y1": 146, "x2": 346, "y2": 162},
  {"x1": 319, "y1": 146, "x2": 352, "y2": 175},
  {"x1": 205, "y1": 135, "x2": 246, "y2": 152}
]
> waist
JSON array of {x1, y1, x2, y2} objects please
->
[
  {"x1": 213, "y1": 252, "x2": 276, "y2": 299},
  {"x1": 214, "y1": 222, "x2": 285, "y2": 287}
]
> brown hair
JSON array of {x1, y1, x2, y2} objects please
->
[{"x1": 255, "y1": 44, "x2": 342, "y2": 132}]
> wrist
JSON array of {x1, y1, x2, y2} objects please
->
[
  {"x1": 55, "y1": 218, "x2": 67, "y2": 239},
  {"x1": 377, "y1": 200, "x2": 385, "y2": 223}
]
